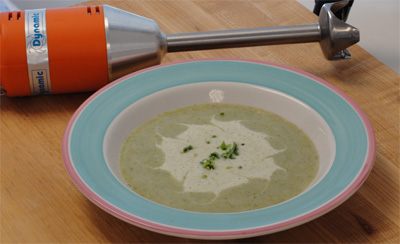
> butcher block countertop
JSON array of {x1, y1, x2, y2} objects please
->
[{"x1": 1, "y1": 0, "x2": 399, "y2": 243}]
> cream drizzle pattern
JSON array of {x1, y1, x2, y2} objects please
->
[{"x1": 156, "y1": 117, "x2": 287, "y2": 196}]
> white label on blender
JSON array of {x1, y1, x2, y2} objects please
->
[{"x1": 25, "y1": 9, "x2": 52, "y2": 95}]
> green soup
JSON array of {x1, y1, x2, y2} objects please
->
[{"x1": 120, "y1": 103, "x2": 319, "y2": 213}]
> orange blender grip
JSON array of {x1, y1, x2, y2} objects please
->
[
  {"x1": 0, "y1": 6, "x2": 109, "y2": 97},
  {"x1": 0, "y1": 11, "x2": 30, "y2": 96}
]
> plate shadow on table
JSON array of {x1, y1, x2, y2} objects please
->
[{"x1": 1, "y1": 92, "x2": 93, "y2": 116}]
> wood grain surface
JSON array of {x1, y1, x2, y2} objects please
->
[{"x1": 1, "y1": 0, "x2": 399, "y2": 243}]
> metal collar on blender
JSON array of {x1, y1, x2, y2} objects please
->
[{"x1": 103, "y1": 5, "x2": 167, "y2": 82}]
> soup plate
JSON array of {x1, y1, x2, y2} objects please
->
[{"x1": 62, "y1": 59, "x2": 375, "y2": 239}]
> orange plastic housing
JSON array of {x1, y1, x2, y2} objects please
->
[{"x1": 0, "y1": 6, "x2": 109, "y2": 96}]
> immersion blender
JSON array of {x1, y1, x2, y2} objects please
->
[{"x1": 0, "y1": 0, "x2": 359, "y2": 97}]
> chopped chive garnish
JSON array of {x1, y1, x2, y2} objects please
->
[
  {"x1": 209, "y1": 152, "x2": 220, "y2": 160},
  {"x1": 219, "y1": 141, "x2": 230, "y2": 150},
  {"x1": 200, "y1": 158, "x2": 215, "y2": 170},
  {"x1": 182, "y1": 145, "x2": 194, "y2": 153},
  {"x1": 220, "y1": 112, "x2": 225, "y2": 116},
  {"x1": 212, "y1": 135, "x2": 217, "y2": 138},
  {"x1": 204, "y1": 160, "x2": 215, "y2": 170},
  {"x1": 238, "y1": 166, "x2": 243, "y2": 169},
  {"x1": 199, "y1": 141, "x2": 241, "y2": 170},
  {"x1": 202, "y1": 175, "x2": 208, "y2": 179},
  {"x1": 221, "y1": 142, "x2": 239, "y2": 159}
]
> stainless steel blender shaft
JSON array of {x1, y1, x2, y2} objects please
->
[
  {"x1": 167, "y1": 0, "x2": 359, "y2": 60},
  {"x1": 167, "y1": 24, "x2": 321, "y2": 52}
]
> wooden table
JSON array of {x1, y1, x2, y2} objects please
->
[{"x1": 2, "y1": 0, "x2": 399, "y2": 243}]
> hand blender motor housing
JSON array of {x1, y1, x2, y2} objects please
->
[{"x1": 0, "y1": 5, "x2": 166, "y2": 96}]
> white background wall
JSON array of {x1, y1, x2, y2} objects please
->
[{"x1": 2, "y1": 0, "x2": 399, "y2": 73}]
